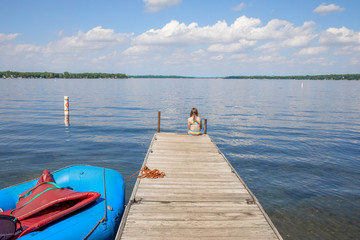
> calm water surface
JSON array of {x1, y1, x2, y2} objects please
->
[{"x1": 0, "y1": 78, "x2": 359, "y2": 239}]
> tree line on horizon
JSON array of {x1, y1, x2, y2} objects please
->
[
  {"x1": 0, "y1": 71, "x2": 128, "y2": 79},
  {"x1": 1, "y1": 71, "x2": 359, "y2": 80},
  {"x1": 224, "y1": 74, "x2": 360, "y2": 80}
]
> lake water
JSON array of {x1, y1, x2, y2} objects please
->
[{"x1": 0, "y1": 78, "x2": 359, "y2": 239}]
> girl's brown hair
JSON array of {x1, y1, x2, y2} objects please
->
[{"x1": 190, "y1": 108, "x2": 198, "y2": 121}]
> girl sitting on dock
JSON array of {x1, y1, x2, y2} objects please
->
[{"x1": 188, "y1": 108, "x2": 202, "y2": 136}]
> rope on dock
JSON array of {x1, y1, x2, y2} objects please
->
[{"x1": 124, "y1": 166, "x2": 165, "y2": 180}]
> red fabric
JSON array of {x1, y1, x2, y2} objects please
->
[
  {"x1": 36, "y1": 169, "x2": 54, "y2": 185},
  {"x1": 1, "y1": 170, "x2": 101, "y2": 239}
]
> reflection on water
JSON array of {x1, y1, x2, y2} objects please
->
[
  {"x1": 0, "y1": 78, "x2": 360, "y2": 239},
  {"x1": 64, "y1": 115, "x2": 70, "y2": 126}
]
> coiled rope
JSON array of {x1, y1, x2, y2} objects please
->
[{"x1": 124, "y1": 166, "x2": 165, "y2": 180}]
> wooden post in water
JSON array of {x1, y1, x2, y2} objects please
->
[
  {"x1": 157, "y1": 111, "x2": 161, "y2": 133},
  {"x1": 204, "y1": 119, "x2": 207, "y2": 134}
]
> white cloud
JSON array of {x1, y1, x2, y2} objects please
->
[
  {"x1": 232, "y1": 3, "x2": 246, "y2": 11},
  {"x1": 211, "y1": 54, "x2": 224, "y2": 61},
  {"x1": 281, "y1": 21, "x2": 317, "y2": 47},
  {"x1": 257, "y1": 55, "x2": 276, "y2": 62},
  {"x1": 229, "y1": 53, "x2": 248, "y2": 60},
  {"x1": 248, "y1": 19, "x2": 291, "y2": 40},
  {"x1": 0, "y1": 33, "x2": 20, "y2": 42},
  {"x1": 333, "y1": 45, "x2": 360, "y2": 55},
  {"x1": 300, "y1": 57, "x2": 334, "y2": 66},
  {"x1": 319, "y1": 27, "x2": 360, "y2": 45},
  {"x1": 313, "y1": 3, "x2": 345, "y2": 14},
  {"x1": 132, "y1": 16, "x2": 262, "y2": 46},
  {"x1": 208, "y1": 39, "x2": 256, "y2": 53},
  {"x1": 0, "y1": 27, "x2": 134, "y2": 73},
  {"x1": 91, "y1": 50, "x2": 119, "y2": 63},
  {"x1": 295, "y1": 46, "x2": 328, "y2": 56},
  {"x1": 123, "y1": 45, "x2": 151, "y2": 55},
  {"x1": 165, "y1": 49, "x2": 212, "y2": 66},
  {"x1": 44, "y1": 26, "x2": 132, "y2": 54},
  {"x1": 133, "y1": 20, "x2": 232, "y2": 45},
  {"x1": 132, "y1": 16, "x2": 317, "y2": 49},
  {"x1": 250, "y1": 20, "x2": 316, "y2": 44},
  {"x1": 143, "y1": 0, "x2": 181, "y2": 12},
  {"x1": 123, "y1": 45, "x2": 167, "y2": 56},
  {"x1": 256, "y1": 42, "x2": 281, "y2": 53},
  {"x1": 14, "y1": 44, "x2": 42, "y2": 53},
  {"x1": 282, "y1": 35, "x2": 313, "y2": 47}
]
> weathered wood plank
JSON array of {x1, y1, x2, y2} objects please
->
[
  {"x1": 144, "y1": 164, "x2": 232, "y2": 172},
  {"x1": 136, "y1": 188, "x2": 249, "y2": 195},
  {"x1": 121, "y1": 227, "x2": 277, "y2": 238},
  {"x1": 145, "y1": 162, "x2": 229, "y2": 167},
  {"x1": 124, "y1": 219, "x2": 271, "y2": 228},
  {"x1": 126, "y1": 212, "x2": 267, "y2": 221},
  {"x1": 137, "y1": 183, "x2": 246, "y2": 189},
  {"x1": 157, "y1": 173, "x2": 238, "y2": 179},
  {"x1": 147, "y1": 155, "x2": 225, "y2": 161},
  {"x1": 129, "y1": 202, "x2": 260, "y2": 213},
  {"x1": 139, "y1": 178, "x2": 240, "y2": 183},
  {"x1": 135, "y1": 196, "x2": 252, "y2": 202},
  {"x1": 120, "y1": 236, "x2": 276, "y2": 240}
]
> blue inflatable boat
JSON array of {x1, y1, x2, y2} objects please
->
[{"x1": 0, "y1": 165, "x2": 125, "y2": 239}]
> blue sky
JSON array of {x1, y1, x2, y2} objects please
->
[{"x1": 1, "y1": 0, "x2": 359, "y2": 77}]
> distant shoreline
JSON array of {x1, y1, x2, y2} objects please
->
[
  {"x1": 1, "y1": 71, "x2": 359, "y2": 80},
  {"x1": 223, "y1": 74, "x2": 360, "y2": 80}
]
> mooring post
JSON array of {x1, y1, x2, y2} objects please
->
[
  {"x1": 64, "y1": 96, "x2": 70, "y2": 126},
  {"x1": 204, "y1": 119, "x2": 207, "y2": 134},
  {"x1": 157, "y1": 111, "x2": 161, "y2": 133},
  {"x1": 64, "y1": 96, "x2": 69, "y2": 116}
]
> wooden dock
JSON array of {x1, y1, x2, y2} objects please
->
[{"x1": 116, "y1": 132, "x2": 282, "y2": 240}]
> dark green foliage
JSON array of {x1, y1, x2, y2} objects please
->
[
  {"x1": 224, "y1": 74, "x2": 360, "y2": 80},
  {"x1": 130, "y1": 75, "x2": 194, "y2": 78},
  {"x1": 0, "y1": 71, "x2": 128, "y2": 79}
]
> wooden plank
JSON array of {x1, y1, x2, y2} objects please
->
[
  {"x1": 144, "y1": 163, "x2": 232, "y2": 171},
  {"x1": 137, "y1": 183, "x2": 246, "y2": 189},
  {"x1": 116, "y1": 133, "x2": 283, "y2": 240},
  {"x1": 144, "y1": 167, "x2": 232, "y2": 173},
  {"x1": 151, "y1": 141, "x2": 216, "y2": 147},
  {"x1": 124, "y1": 219, "x2": 271, "y2": 228},
  {"x1": 139, "y1": 178, "x2": 241, "y2": 183},
  {"x1": 145, "y1": 162, "x2": 229, "y2": 167},
  {"x1": 120, "y1": 236, "x2": 277, "y2": 240},
  {"x1": 154, "y1": 133, "x2": 211, "y2": 142},
  {"x1": 129, "y1": 201, "x2": 255, "y2": 208},
  {"x1": 134, "y1": 196, "x2": 252, "y2": 202},
  {"x1": 136, "y1": 188, "x2": 249, "y2": 194},
  {"x1": 147, "y1": 154, "x2": 224, "y2": 160},
  {"x1": 121, "y1": 228, "x2": 277, "y2": 238},
  {"x1": 129, "y1": 202, "x2": 260, "y2": 213},
  {"x1": 126, "y1": 211, "x2": 266, "y2": 221}
]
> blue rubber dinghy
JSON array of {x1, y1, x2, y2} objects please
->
[{"x1": 0, "y1": 165, "x2": 125, "y2": 240}]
